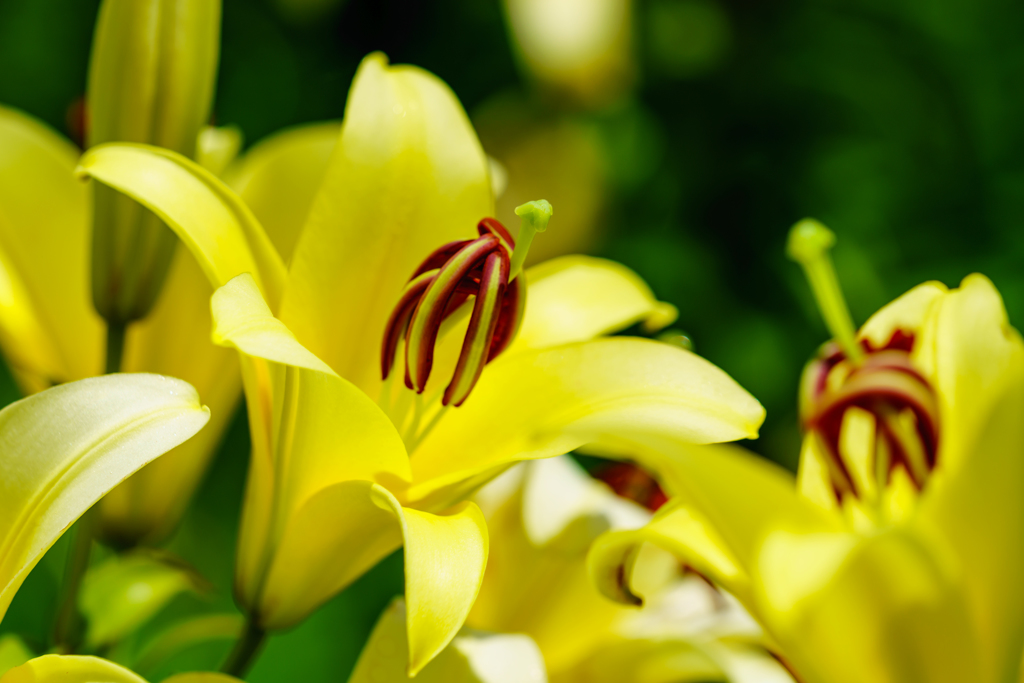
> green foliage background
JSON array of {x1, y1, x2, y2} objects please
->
[{"x1": 2, "y1": 0, "x2": 1023, "y2": 679}]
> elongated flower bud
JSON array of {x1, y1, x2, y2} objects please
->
[{"x1": 88, "y1": 0, "x2": 221, "y2": 326}]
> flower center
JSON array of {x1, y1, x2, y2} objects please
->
[
  {"x1": 800, "y1": 333, "x2": 940, "y2": 502},
  {"x1": 788, "y1": 219, "x2": 940, "y2": 504},
  {"x1": 381, "y1": 200, "x2": 552, "y2": 408}
]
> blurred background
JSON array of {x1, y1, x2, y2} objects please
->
[{"x1": 2, "y1": 0, "x2": 1023, "y2": 679}]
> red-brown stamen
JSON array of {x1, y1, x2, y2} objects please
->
[
  {"x1": 381, "y1": 217, "x2": 527, "y2": 406},
  {"x1": 802, "y1": 331, "x2": 940, "y2": 502}
]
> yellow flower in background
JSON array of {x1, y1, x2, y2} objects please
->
[
  {"x1": 0, "y1": 654, "x2": 237, "y2": 683},
  {"x1": 465, "y1": 456, "x2": 793, "y2": 683},
  {"x1": 77, "y1": 52, "x2": 764, "y2": 674},
  {"x1": 0, "y1": 373, "x2": 208, "y2": 629},
  {"x1": 503, "y1": 0, "x2": 634, "y2": 108},
  {"x1": 0, "y1": 0, "x2": 234, "y2": 547},
  {"x1": 589, "y1": 220, "x2": 1024, "y2": 683}
]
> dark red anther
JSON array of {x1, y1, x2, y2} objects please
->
[
  {"x1": 381, "y1": 217, "x2": 527, "y2": 406},
  {"x1": 801, "y1": 329, "x2": 940, "y2": 501}
]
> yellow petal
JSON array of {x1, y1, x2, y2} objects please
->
[
  {"x1": 76, "y1": 143, "x2": 286, "y2": 310},
  {"x1": 588, "y1": 497, "x2": 751, "y2": 609},
  {"x1": 916, "y1": 274, "x2": 1024, "y2": 471},
  {"x1": 279, "y1": 52, "x2": 493, "y2": 395},
  {"x1": 350, "y1": 599, "x2": 546, "y2": 683},
  {"x1": 99, "y1": 248, "x2": 240, "y2": 546},
  {"x1": 916, "y1": 364, "x2": 1024, "y2": 682},
  {"x1": 520, "y1": 456, "x2": 648, "y2": 550},
  {"x1": 258, "y1": 483, "x2": 488, "y2": 676},
  {"x1": 857, "y1": 281, "x2": 945, "y2": 350},
  {"x1": 0, "y1": 374, "x2": 209, "y2": 623},
  {"x1": 0, "y1": 655, "x2": 146, "y2": 683},
  {"x1": 469, "y1": 463, "x2": 632, "y2": 674},
  {"x1": 0, "y1": 105, "x2": 103, "y2": 389},
  {"x1": 407, "y1": 338, "x2": 764, "y2": 508},
  {"x1": 209, "y1": 275, "x2": 412, "y2": 620},
  {"x1": 756, "y1": 529, "x2": 982, "y2": 683},
  {"x1": 210, "y1": 273, "x2": 335, "y2": 375},
  {"x1": 509, "y1": 256, "x2": 677, "y2": 352},
  {"x1": 224, "y1": 121, "x2": 340, "y2": 264}
]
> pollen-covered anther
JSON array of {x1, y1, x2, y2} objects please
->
[{"x1": 381, "y1": 217, "x2": 526, "y2": 407}]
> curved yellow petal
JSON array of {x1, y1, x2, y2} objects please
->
[
  {"x1": 469, "y1": 462, "x2": 633, "y2": 674},
  {"x1": 76, "y1": 143, "x2": 286, "y2": 310},
  {"x1": 0, "y1": 655, "x2": 146, "y2": 683},
  {"x1": 916, "y1": 367, "x2": 1024, "y2": 682},
  {"x1": 407, "y1": 338, "x2": 764, "y2": 508},
  {"x1": 509, "y1": 256, "x2": 677, "y2": 353},
  {"x1": 756, "y1": 529, "x2": 981, "y2": 683},
  {"x1": 211, "y1": 273, "x2": 335, "y2": 375},
  {"x1": 916, "y1": 274, "x2": 1024, "y2": 471},
  {"x1": 588, "y1": 498, "x2": 751, "y2": 609},
  {"x1": 857, "y1": 281, "x2": 945, "y2": 350},
  {"x1": 351, "y1": 599, "x2": 547, "y2": 683},
  {"x1": 98, "y1": 248, "x2": 240, "y2": 546},
  {"x1": 279, "y1": 52, "x2": 493, "y2": 395},
  {"x1": 0, "y1": 105, "x2": 102, "y2": 389},
  {"x1": 0, "y1": 374, "x2": 209, "y2": 623},
  {"x1": 257, "y1": 483, "x2": 488, "y2": 676},
  {"x1": 209, "y1": 274, "x2": 412, "y2": 619},
  {"x1": 224, "y1": 121, "x2": 340, "y2": 264}
]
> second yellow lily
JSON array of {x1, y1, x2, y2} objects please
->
[{"x1": 589, "y1": 221, "x2": 1024, "y2": 683}]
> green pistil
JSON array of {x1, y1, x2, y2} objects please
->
[
  {"x1": 787, "y1": 218, "x2": 863, "y2": 365},
  {"x1": 509, "y1": 199, "x2": 553, "y2": 281}
]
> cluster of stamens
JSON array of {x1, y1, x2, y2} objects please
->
[
  {"x1": 801, "y1": 331, "x2": 940, "y2": 503},
  {"x1": 381, "y1": 217, "x2": 527, "y2": 407}
]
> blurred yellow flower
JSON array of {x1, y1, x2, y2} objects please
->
[
  {"x1": 590, "y1": 221, "x2": 1024, "y2": 683},
  {"x1": 466, "y1": 456, "x2": 793, "y2": 683},
  {"x1": 77, "y1": 52, "x2": 764, "y2": 675},
  {"x1": 503, "y1": 0, "x2": 634, "y2": 108}
]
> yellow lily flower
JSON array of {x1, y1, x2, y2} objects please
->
[
  {"x1": 0, "y1": 0, "x2": 235, "y2": 547},
  {"x1": 0, "y1": 373, "x2": 209, "y2": 627},
  {"x1": 76, "y1": 52, "x2": 764, "y2": 675},
  {"x1": 589, "y1": 221, "x2": 1024, "y2": 683},
  {"x1": 0, "y1": 655, "x2": 238, "y2": 683},
  {"x1": 465, "y1": 456, "x2": 794, "y2": 683}
]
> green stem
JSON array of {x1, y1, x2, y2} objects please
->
[
  {"x1": 105, "y1": 320, "x2": 127, "y2": 374},
  {"x1": 52, "y1": 511, "x2": 95, "y2": 653},
  {"x1": 220, "y1": 618, "x2": 267, "y2": 678}
]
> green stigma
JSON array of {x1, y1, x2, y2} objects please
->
[
  {"x1": 509, "y1": 199, "x2": 553, "y2": 281},
  {"x1": 787, "y1": 218, "x2": 862, "y2": 364}
]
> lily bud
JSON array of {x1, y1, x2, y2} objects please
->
[{"x1": 87, "y1": 0, "x2": 221, "y2": 326}]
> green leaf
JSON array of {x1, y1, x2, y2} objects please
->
[{"x1": 80, "y1": 553, "x2": 204, "y2": 648}]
